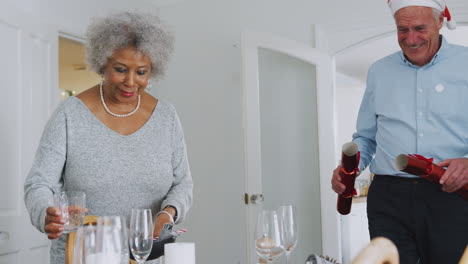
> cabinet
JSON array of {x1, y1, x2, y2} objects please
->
[{"x1": 341, "y1": 199, "x2": 370, "y2": 263}]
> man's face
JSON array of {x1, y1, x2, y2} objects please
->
[{"x1": 395, "y1": 6, "x2": 443, "y2": 66}]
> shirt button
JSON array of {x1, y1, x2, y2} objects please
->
[
  {"x1": 418, "y1": 112, "x2": 423, "y2": 116},
  {"x1": 418, "y1": 88, "x2": 423, "y2": 93},
  {"x1": 435, "y1": 84, "x2": 445, "y2": 93},
  {"x1": 419, "y1": 133, "x2": 424, "y2": 137}
]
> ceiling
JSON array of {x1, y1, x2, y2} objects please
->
[
  {"x1": 140, "y1": 0, "x2": 186, "y2": 7},
  {"x1": 336, "y1": 26, "x2": 468, "y2": 82}
]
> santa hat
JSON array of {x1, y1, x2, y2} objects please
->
[{"x1": 387, "y1": 0, "x2": 456, "y2": 29}]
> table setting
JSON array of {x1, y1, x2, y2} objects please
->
[
  {"x1": 69, "y1": 207, "x2": 193, "y2": 264},
  {"x1": 254, "y1": 205, "x2": 298, "y2": 264}
]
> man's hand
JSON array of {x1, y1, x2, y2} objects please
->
[
  {"x1": 331, "y1": 165, "x2": 346, "y2": 194},
  {"x1": 436, "y1": 158, "x2": 468, "y2": 193}
]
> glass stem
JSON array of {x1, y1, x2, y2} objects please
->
[{"x1": 285, "y1": 251, "x2": 291, "y2": 264}]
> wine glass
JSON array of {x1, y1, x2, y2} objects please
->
[
  {"x1": 73, "y1": 225, "x2": 99, "y2": 264},
  {"x1": 96, "y1": 216, "x2": 129, "y2": 264},
  {"x1": 129, "y1": 209, "x2": 153, "y2": 264},
  {"x1": 278, "y1": 205, "x2": 298, "y2": 264},
  {"x1": 255, "y1": 210, "x2": 285, "y2": 263}
]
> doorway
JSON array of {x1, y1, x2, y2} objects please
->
[
  {"x1": 58, "y1": 34, "x2": 100, "y2": 98},
  {"x1": 258, "y1": 47, "x2": 322, "y2": 263},
  {"x1": 242, "y1": 30, "x2": 338, "y2": 263}
]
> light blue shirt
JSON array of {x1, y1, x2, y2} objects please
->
[{"x1": 353, "y1": 36, "x2": 468, "y2": 178}]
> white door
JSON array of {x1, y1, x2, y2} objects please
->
[
  {"x1": 0, "y1": 4, "x2": 59, "y2": 263},
  {"x1": 242, "y1": 30, "x2": 340, "y2": 263}
]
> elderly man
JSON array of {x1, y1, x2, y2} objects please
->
[{"x1": 332, "y1": 0, "x2": 468, "y2": 263}]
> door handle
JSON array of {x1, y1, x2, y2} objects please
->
[
  {"x1": 250, "y1": 194, "x2": 264, "y2": 204},
  {"x1": 0, "y1": 231, "x2": 9, "y2": 242}
]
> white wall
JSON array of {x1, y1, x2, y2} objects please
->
[
  {"x1": 2, "y1": 0, "x2": 162, "y2": 37},
  {"x1": 335, "y1": 72, "x2": 373, "y2": 183},
  {"x1": 335, "y1": 72, "x2": 365, "y2": 148},
  {"x1": 152, "y1": 2, "x2": 245, "y2": 262}
]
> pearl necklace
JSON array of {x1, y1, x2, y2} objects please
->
[{"x1": 100, "y1": 82, "x2": 141, "y2": 118}]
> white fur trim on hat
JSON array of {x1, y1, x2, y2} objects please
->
[
  {"x1": 387, "y1": 0, "x2": 456, "y2": 30},
  {"x1": 388, "y1": 0, "x2": 445, "y2": 15}
]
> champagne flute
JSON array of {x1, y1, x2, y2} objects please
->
[
  {"x1": 255, "y1": 210, "x2": 285, "y2": 263},
  {"x1": 129, "y1": 209, "x2": 153, "y2": 264},
  {"x1": 278, "y1": 205, "x2": 298, "y2": 264}
]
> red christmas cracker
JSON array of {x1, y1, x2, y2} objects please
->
[
  {"x1": 395, "y1": 154, "x2": 468, "y2": 200},
  {"x1": 337, "y1": 142, "x2": 360, "y2": 215}
]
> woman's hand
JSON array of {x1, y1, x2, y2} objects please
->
[
  {"x1": 153, "y1": 207, "x2": 176, "y2": 238},
  {"x1": 44, "y1": 207, "x2": 65, "y2": 239}
]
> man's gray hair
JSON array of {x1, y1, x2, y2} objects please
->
[
  {"x1": 433, "y1": 8, "x2": 444, "y2": 21},
  {"x1": 85, "y1": 11, "x2": 174, "y2": 79},
  {"x1": 394, "y1": 7, "x2": 444, "y2": 22}
]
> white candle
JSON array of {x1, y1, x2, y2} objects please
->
[
  {"x1": 164, "y1": 242, "x2": 196, "y2": 264},
  {"x1": 86, "y1": 252, "x2": 120, "y2": 264}
]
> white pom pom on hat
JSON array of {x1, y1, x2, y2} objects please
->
[
  {"x1": 387, "y1": 0, "x2": 456, "y2": 29},
  {"x1": 444, "y1": 6, "x2": 457, "y2": 29}
]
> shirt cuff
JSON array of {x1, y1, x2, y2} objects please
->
[{"x1": 39, "y1": 207, "x2": 48, "y2": 233}]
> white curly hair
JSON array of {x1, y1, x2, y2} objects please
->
[{"x1": 85, "y1": 11, "x2": 174, "y2": 79}]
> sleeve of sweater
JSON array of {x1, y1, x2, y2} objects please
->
[
  {"x1": 161, "y1": 108, "x2": 193, "y2": 224},
  {"x1": 24, "y1": 102, "x2": 68, "y2": 233}
]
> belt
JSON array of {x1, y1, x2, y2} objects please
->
[{"x1": 374, "y1": 174, "x2": 427, "y2": 184}]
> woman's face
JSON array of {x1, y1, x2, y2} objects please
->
[{"x1": 102, "y1": 46, "x2": 152, "y2": 102}]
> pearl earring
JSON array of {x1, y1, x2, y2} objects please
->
[{"x1": 146, "y1": 80, "x2": 153, "y2": 91}]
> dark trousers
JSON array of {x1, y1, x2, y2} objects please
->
[{"x1": 367, "y1": 175, "x2": 468, "y2": 264}]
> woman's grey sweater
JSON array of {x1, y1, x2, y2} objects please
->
[{"x1": 24, "y1": 97, "x2": 193, "y2": 264}]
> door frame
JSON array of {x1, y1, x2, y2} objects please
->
[
  {"x1": 241, "y1": 30, "x2": 340, "y2": 263},
  {"x1": 0, "y1": 3, "x2": 59, "y2": 262}
]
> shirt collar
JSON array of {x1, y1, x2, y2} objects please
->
[{"x1": 400, "y1": 35, "x2": 448, "y2": 68}]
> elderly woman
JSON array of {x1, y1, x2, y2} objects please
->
[{"x1": 24, "y1": 11, "x2": 193, "y2": 264}]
